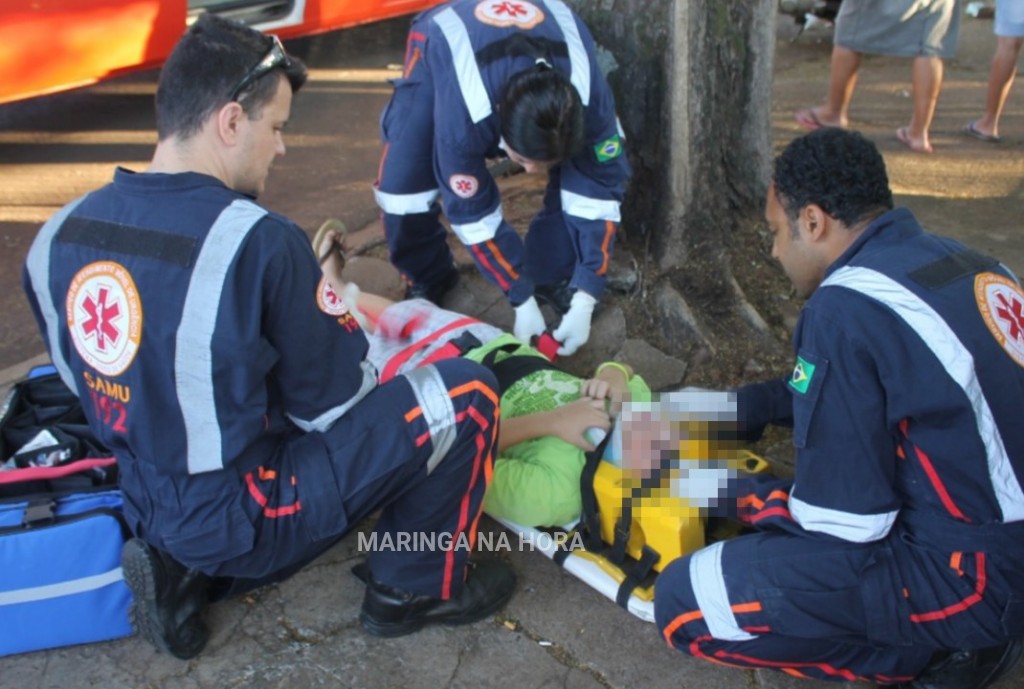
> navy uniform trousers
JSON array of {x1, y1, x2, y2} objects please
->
[
  {"x1": 655, "y1": 504, "x2": 1024, "y2": 684},
  {"x1": 209, "y1": 358, "x2": 500, "y2": 601}
]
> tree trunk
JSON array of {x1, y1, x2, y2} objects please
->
[{"x1": 570, "y1": 0, "x2": 790, "y2": 385}]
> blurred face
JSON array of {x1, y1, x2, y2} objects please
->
[
  {"x1": 234, "y1": 73, "x2": 291, "y2": 197},
  {"x1": 765, "y1": 183, "x2": 826, "y2": 299},
  {"x1": 500, "y1": 139, "x2": 555, "y2": 175}
]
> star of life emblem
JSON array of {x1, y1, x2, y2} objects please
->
[
  {"x1": 317, "y1": 275, "x2": 351, "y2": 316},
  {"x1": 474, "y1": 0, "x2": 545, "y2": 29},
  {"x1": 449, "y1": 174, "x2": 480, "y2": 199},
  {"x1": 66, "y1": 261, "x2": 142, "y2": 376},
  {"x1": 975, "y1": 272, "x2": 1024, "y2": 368}
]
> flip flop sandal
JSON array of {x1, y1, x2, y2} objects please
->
[
  {"x1": 795, "y1": 108, "x2": 830, "y2": 131},
  {"x1": 963, "y1": 120, "x2": 1000, "y2": 143},
  {"x1": 312, "y1": 218, "x2": 349, "y2": 269}
]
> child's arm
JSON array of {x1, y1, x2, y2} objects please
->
[
  {"x1": 498, "y1": 398, "x2": 610, "y2": 453},
  {"x1": 580, "y1": 361, "x2": 634, "y2": 416}
]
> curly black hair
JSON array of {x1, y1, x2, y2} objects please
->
[
  {"x1": 155, "y1": 13, "x2": 307, "y2": 141},
  {"x1": 772, "y1": 128, "x2": 893, "y2": 230}
]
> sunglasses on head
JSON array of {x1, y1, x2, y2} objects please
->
[{"x1": 229, "y1": 34, "x2": 291, "y2": 102}]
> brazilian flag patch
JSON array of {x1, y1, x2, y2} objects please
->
[
  {"x1": 594, "y1": 135, "x2": 623, "y2": 163},
  {"x1": 788, "y1": 356, "x2": 815, "y2": 395}
]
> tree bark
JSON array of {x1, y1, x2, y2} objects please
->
[{"x1": 571, "y1": 0, "x2": 789, "y2": 383}]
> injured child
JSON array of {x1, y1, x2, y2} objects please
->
[{"x1": 313, "y1": 221, "x2": 652, "y2": 527}]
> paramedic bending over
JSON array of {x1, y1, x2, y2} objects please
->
[
  {"x1": 23, "y1": 13, "x2": 514, "y2": 660},
  {"x1": 374, "y1": 0, "x2": 630, "y2": 356},
  {"x1": 654, "y1": 129, "x2": 1024, "y2": 689}
]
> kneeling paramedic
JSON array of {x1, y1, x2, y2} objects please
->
[
  {"x1": 654, "y1": 129, "x2": 1024, "y2": 689},
  {"x1": 22, "y1": 14, "x2": 514, "y2": 659}
]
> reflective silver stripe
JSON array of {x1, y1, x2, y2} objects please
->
[
  {"x1": 690, "y1": 541, "x2": 756, "y2": 641},
  {"x1": 401, "y1": 365, "x2": 457, "y2": 474},
  {"x1": 374, "y1": 187, "x2": 440, "y2": 215},
  {"x1": 24, "y1": 196, "x2": 87, "y2": 392},
  {"x1": 0, "y1": 567, "x2": 123, "y2": 606},
  {"x1": 287, "y1": 360, "x2": 378, "y2": 432},
  {"x1": 560, "y1": 189, "x2": 621, "y2": 222},
  {"x1": 790, "y1": 493, "x2": 897, "y2": 542},
  {"x1": 451, "y1": 205, "x2": 504, "y2": 244},
  {"x1": 824, "y1": 266, "x2": 1024, "y2": 521},
  {"x1": 177, "y1": 200, "x2": 267, "y2": 475},
  {"x1": 616, "y1": 117, "x2": 625, "y2": 138},
  {"x1": 543, "y1": 0, "x2": 590, "y2": 106},
  {"x1": 434, "y1": 7, "x2": 492, "y2": 124}
]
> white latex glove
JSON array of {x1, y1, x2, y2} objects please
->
[
  {"x1": 513, "y1": 296, "x2": 547, "y2": 343},
  {"x1": 553, "y1": 291, "x2": 597, "y2": 356}
]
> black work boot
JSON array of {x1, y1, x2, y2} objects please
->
[
  {"x1": 121, "y1": 538, "x2": 211, "y2": 659},
  {"x1": 893, "y1": 638, "x2": 1024, "y2": 689},
  {"x1": 406, "y1": 266, "x2": 460, "y2": 305},
  {"x1": 359, "y1": 560, "x2": 516, "y2": 638},
  {"x1": 533, "y1": 280, "x2": 573, "y2": 316}
]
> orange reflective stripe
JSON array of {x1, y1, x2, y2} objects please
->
[
  {"x1": 245, "y1": 472, "x2": 301, "y2": 519},
  {"x1": 485, "y1": 239, "x2": 519, "y2": 280},
  {"x1": 950, "y1": 552, "x2": 964, "y2": 575},
  {"x1": 911, "y1": 553, "x2": 986, "y2": 622},
  {"x1": 258, "y1": 466, "x2": 277, "y2": 481},
  {"x1": 662, "y1": 609, "x2": 703, "y2": 645},
  {"x1": 596, "y1": 220, "x2": 614, "y2": 276},
  {"x1": 731, "y1": 601, "x2": 762, "y2": 614},
  {"x1": 376, "y1": 143, "x2": 390, "y2": 186},
  {"x1": 469, "y1": 243, "x2": 511, "y2": 291}
]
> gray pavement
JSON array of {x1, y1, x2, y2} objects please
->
[{"x1": 3, "y1": 10, "x2": 1024, "y2": 689}]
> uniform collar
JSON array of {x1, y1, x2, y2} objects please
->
[
  {"x1": 112, "y1": 166, "x2": 235, "y2": 194},
  {"x1": 824, "y1": 207, "x2": 923, "y2": 279}
]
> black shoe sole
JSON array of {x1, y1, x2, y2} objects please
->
[
  {"x1": 359, "y1": 585, "x2": 514, "y2": 638},
  {"x1": 122, "y1": 539, "x2": 207, "y2": 660},
  {"x1": 123, "y1": 539, "x2": 170, "y2": 654}
]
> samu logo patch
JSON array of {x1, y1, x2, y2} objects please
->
[
  {"x1": 316, "y1": 275, "x2": 349, "y2": 317},
  {"x1": 474, "y1": 0, "x2": 545, "y2": 29},
  {"x1": 975, "y1": 272, "x2": 1024, "y2": 368},
  {"x1": 66, "y1": 261, "x2": 142, "y2": 377}
]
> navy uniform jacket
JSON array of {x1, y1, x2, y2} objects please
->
[
  {"x1": 738, "y1": 208, "x2": 1024, "y2": 558},
  {"x1": 375, "y1": 0, "x2": 629, "y2": 303},
  {"x1": 23, "y1": 169, "x2": 375, "y2": 563}
]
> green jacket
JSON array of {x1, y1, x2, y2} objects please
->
[{"x1": 465, "y1": 335, "x2": 652, "y2": 527}]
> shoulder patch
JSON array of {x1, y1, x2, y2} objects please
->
[
  {"x1": 593, "y1": 135, "x2": 623, "y2": 163},
  {"x1": 316, "y1": 275, "x2": 350, "y2": 317},
  {"x1": 788, "y1": 355, "x2": 816, "y2": 395},
  {"x1": 474, "y1": 0, "x2": 545, "y2": 29},
  {"x1": 66, "y1": 261, "x2": 143, "y2": 377},
  {"x1": 449, "y1": 174, "x2": 479, "y2": 199},
  {"x1": 975, "y1": 272, "x2": 1024, "y2": 368}
]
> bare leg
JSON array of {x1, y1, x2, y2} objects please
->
[
  {"x1": 972, "y1": 36, "x2": 1024, "y2": 138},
  {"x1": 314, "y1": 225, "x2": 394, "y2": 331},
  {"x1": 796, "y1": 44, "x2": 861, "y2": 129},
  {"x1": 899, "y1": 56, "x2": 942, "y2": 153}
]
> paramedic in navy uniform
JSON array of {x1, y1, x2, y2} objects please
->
[
  {"x1": 654, "y1": 129, "x2": 1024, "y2": 689},
  {"x1": 22, "y1": 13, "x2": 514, "y2": 660},
  {"x1": 374, "y1": 0, "x2": 630, "y2": 356}
]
